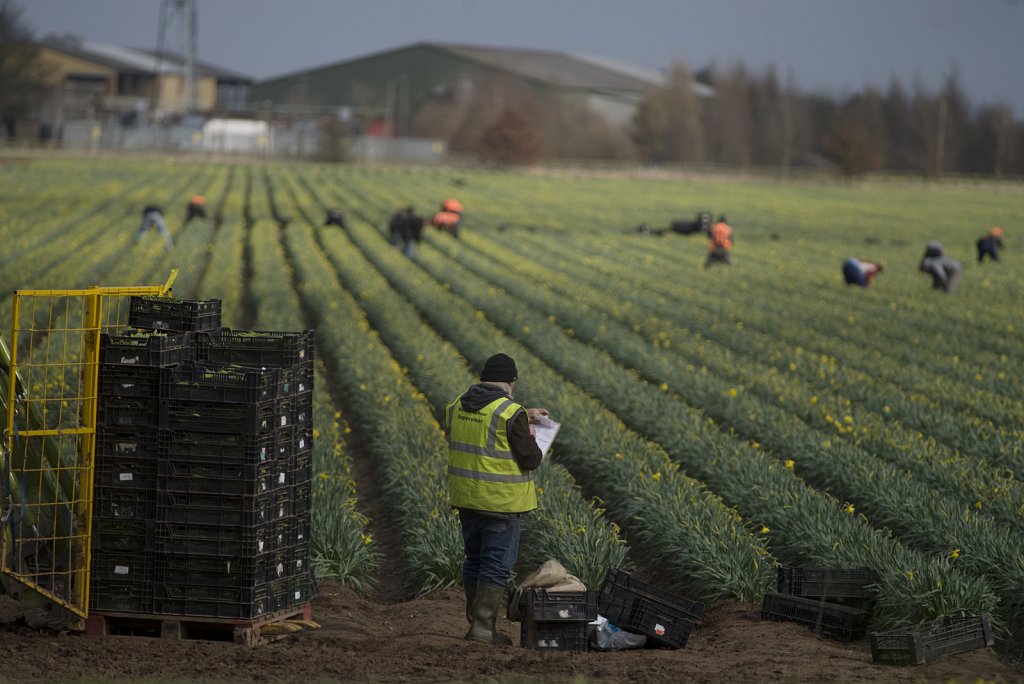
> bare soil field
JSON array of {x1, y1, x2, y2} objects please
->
[{"x1": 1, "y1": 581, "x2": 1021, "y2": 684}]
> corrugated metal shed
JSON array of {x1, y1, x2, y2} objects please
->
[{"x1": 42, "y1": 39, "x2": 250, "y2": 81}]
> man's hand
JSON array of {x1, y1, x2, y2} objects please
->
[{"x1": 526, "y1": 407, "x2": 550, "y2": 423}]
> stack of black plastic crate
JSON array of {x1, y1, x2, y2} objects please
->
[
  {"x1": 596, "y1": 568, "x2": 705, "y2": 649},
  {"x1": 155, "y1": 324, "x2": 315, "y2": 619},
  {"x1": 91, "y1": 295, "x2": 315, "y2": 622},
  {"x1": 760, "y1": 566, "x2": 878, "y2": 641},
  {"x1": 509, "y1": 588, "x2": 598, "y2": 651},
  {"x1": 92, "y1": 328, "x2": 193, "y2": 613}
]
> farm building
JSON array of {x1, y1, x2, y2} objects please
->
[
  {"x1": 33, "y1": 37, "x2": 252, "y2": 126},
  {"x1": 249, "y1": 42, "x2": 712, "y2": 152}
]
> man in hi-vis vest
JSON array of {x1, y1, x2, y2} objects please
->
[{"x1": 446, "y1": 353, "x2": 549, "y2": 645}]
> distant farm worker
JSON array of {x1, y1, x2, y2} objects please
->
[
  {"x1": 704, "y1": 215, "x2": 733, "y2": 268},
  {"x1": 976, "y1": 226, "x2": 1005, "y2": 263},
  {"x1": 388, "y1": 205, "x2": 424, "y2": 257},
  {"x1": 919, "y1": 241, "x2": 962, "y2": 293},
  {"x1": 184, "y1": 194, "x2": 206, "y2": 224},
  {"x1": 446, "y1": 353, "x2": 549, "y2": 646},
  {"x1": 841, "y1": 257, "x2": 884, "y2": 287},
  {"x1": 433, "y1": 198, "x2": 463, "y2": 238},
  {"x1": 136, "y1": 204, "x2": 173, "y2": 250},
  {"x1": 324, "y1": 208, "x2": 346, "y2": 229}
]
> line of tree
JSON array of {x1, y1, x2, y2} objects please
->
[{"x1": 467, "y1": 60, "x2": 1021, "y2": 178}]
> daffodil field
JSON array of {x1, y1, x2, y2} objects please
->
[{"x1": 2, "y1": 157, "x2": 1023, "y2": 641}]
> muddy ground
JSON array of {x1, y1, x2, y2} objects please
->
[{"x1": 1, "y1": 581, "x2": 1021, "y2": 683}]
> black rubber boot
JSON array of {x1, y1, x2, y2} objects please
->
[
  {"x1": 465, "y1": 583, "x2": 512, "y2": 646},
  {"x1": 463, "y1": 583, "x2": 476, "y2": 626}
]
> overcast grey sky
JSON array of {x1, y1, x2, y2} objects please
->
[{"x1": 20, "y1": 0, "x2": 1024, "y2": 115}]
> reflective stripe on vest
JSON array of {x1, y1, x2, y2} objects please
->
[{"x1": 446, "y1": 394, "x2": 538, "y2": 513}]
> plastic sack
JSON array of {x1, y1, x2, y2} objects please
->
[{"x1": 589, "y1": 615, "x2": 647, "y2": 651}]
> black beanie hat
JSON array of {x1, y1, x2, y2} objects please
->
[{"x1": 480, "y1": 353, "x2": 517, "y2": 382}]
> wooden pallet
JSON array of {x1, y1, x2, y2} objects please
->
[{"x1": 84, "y1": 603, "x2": 314, "y2": 646}]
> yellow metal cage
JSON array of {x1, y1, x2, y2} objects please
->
[{"x1": 1, "y1": 272, "x2": 176, "y2": 628}]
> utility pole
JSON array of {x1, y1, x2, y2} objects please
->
[
  {"x1": 184, "y1": 0, "x2": 197, "y2": 113},
  {"x1": 934, "y1": 96, "x2": 947, "y2": 176},
  {"x1": 157, "y1": 0, "x2": 198, "y2": 114}
]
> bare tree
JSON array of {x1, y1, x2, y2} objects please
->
[
  {"x1": 971, "y1": 104, "x2": 1018, "y2": 177},
  {"x1": 820, "y1": 90, "x2": 887, "y2": 176},
  {"x1": 474, "y1": 107, "x2": 543, "y2": 165},
  {"x1": 541, "y1": 94, "x2": 635, "y2": 161},
  {"x1": 703, "y1": 64, "x2": 752, "y2": 166},
  {"x1": 631, "y1": 60, "x2": 704, "y2": 163},
  {"x1": 0, "y1": 0, "x2": 46, "y2": 139}
]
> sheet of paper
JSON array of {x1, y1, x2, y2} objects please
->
[{"x1": 531, "y1": 415, "x2": 560, "y2": 458}]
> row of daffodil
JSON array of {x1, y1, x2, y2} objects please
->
[
  {"x1": 244, "y1": 199, "x2": 380, "y2": 592},
  {"x1": 409, "y1": 226, "x2": 997, "y2": 629},
  {"x1": 250, "y1": 168, "x2": 469, "y2": 598},
  {"x1": 305, "y1": 173, "x2": 777, "y2": 607},
  {"x1": 272, "y1": 165, "x2": 630, "y2": 590},
  {"x1": 441, "y1": 225, "x2": 1024, "y2": 633}
]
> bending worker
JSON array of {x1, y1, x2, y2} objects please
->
[
  {"x1": 842, "y1": 257, "x2": 884, "y2": 287},
  {"x1": 185, "y1": 194, "x2": 206, "y2": 224},
  {"x1": 432, "y1": 198, "x2": 463, "y2": 238},
  {"x1": 137, "y1": 204, "x2": 173, "y2": 251},
  {"x1": 705, "y1": 215, "x2": 733, "y2": 268},
  {"x1": 976, "y1": 226, "x2": 1004, "y2": 263},
  {"x1": 446, "y1": 353, "x2": 549, "y2": 646},
  {"x1": 919, "y1": 241, "x2": 962, "y2": 293}
]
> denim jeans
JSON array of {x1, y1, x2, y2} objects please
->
[{"x1": 459, "y1": 509, "x2": 521, "y2": 588}]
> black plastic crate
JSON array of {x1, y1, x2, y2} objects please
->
[
  {"x1": 761, "y1": 593, "x2": 870, "y2": 641},
  {"x1": 870, "y1": 614, "x2": 994, "y2": 665},
  {"x1": 264, "y1": 573, "x2": 314, "y2": 613},
  {"x1": 159, "y1": 398, "x2": 290, "y2": 434},
  {"x1": 91, "y1": 518, "x2": 154, "y2": 554},
  {"x1": 153, "y1": 582, "x2": 269, "y2": 619},
  {"x1": 196, "y1": 329, "x2": 314, "y2": 368},
  {"x1": 520, "y1": 620, "x2": 588, "y2": 651},
  {"x1": 99, "y1": 365, "x2": 160, "y2": 398},
  {"x1": 98, "y1": 396, "x2": 160, "y2": 429},
  {"x1": 291, "y1": 450, "x2": 312, "y2": 486},
  {"x1": 96, "y1": 429, "x2": 159, "y2": 462},
  {"x1": 129, "y1": 296, "x2": 222, "y2": 334},
  {"x1": 89, "y1": 579, "x2": 153, "y2": 613},
  {"x1": 598, "y1": 568, "x2": 704, "y2": 648},
  {"x1": 526, "y1": 589, "x2": 598, "y2": 622},
  {"x1": 100, "y1": 331, "x2": 193, "y2": 367},
  {"x1": 157, "y1": 489, "x2": 291, "y2": 527},
  {"x1": 90, "y1": 551, "x2": 154, "y2": 583},
  {"x1": 159, "y1": 429, "x2": 290, "y2": 466},
  {"x1": 155, "y1": 550, "x2": 294, "y2": 588},
  {"x1": 157, "y1": 459, "x2": 278, "y2": 497},
  {"x1": 293, "y1": 394, "x2": 312, "y2": 428},
  {"x1": 160, "y1": 363, "x2": 286, "y2": 403},
  {"x1": 93, "y1": 487, "x2": 156, "y2": 521},
  {"x1": 95, "y1": 457, "x2": 158, "y2": 492},
  {"x1": 281, "y1": 365, "x2": 314, "y2": 399},
  {"x1": 777, "y1": 566, "x2": 880, "y2": 599},
  {"x1": 292, "y1": 483, "x2": 311, "y2": 517},
  {"x1": 155, "y1": 520, "x2": 293, "y2": 558}
]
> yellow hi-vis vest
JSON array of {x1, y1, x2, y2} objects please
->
[{"x1": 446, "y1": 394, "x2": 538, "y2": 514}]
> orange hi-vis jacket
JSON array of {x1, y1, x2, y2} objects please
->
[
  {"x1": 709, "y1": 222, "x2": 733, "y2": 251},
  {"x1": 433, "y1": 210, "x2": 461, "y2": 230},
  {"x1": 442, "y1": 198, "x2": 464, "y2": 213}
]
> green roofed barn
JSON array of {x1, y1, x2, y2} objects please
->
[{"x1": 249, "y1": 41, "x2": 712, "y2": 159}]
